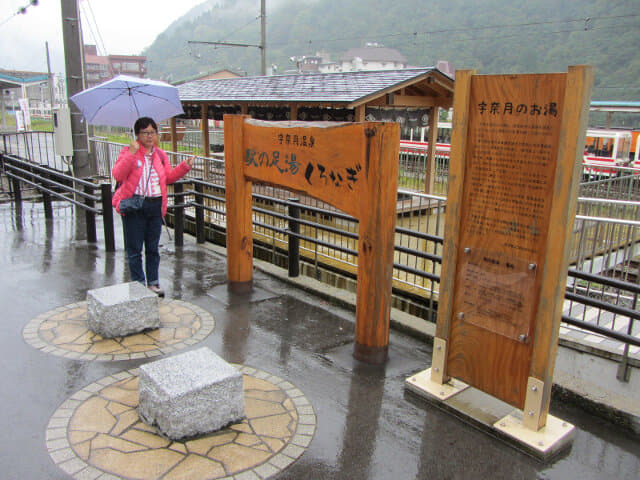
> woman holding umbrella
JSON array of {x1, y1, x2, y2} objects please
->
[{"x1": 112, "y1": 117, "x2": 194, "y2": 296}]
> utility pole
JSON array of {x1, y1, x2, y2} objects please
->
[
  {"x1": 189, "y1": 0, "x2": 267, "y2": 76},
  {"x1": 60, "y1": 0, "x2": 93, "y2": 177},
  {"x1": 260, "y1": 0, "x2": 266, "y2": 76}
]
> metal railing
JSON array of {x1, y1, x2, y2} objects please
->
[
  {"x1": 1, "y1": 132, "x2": 638, "y2": 377},
  {"x1": 398, "y1": 145, "x2": 449, "y2": 195},
  {"x1": 578, "y1": 166, "x2": 640, "y2": 201},
  {"x1": 0, "y1": 153, "x2": 115, "y2": 251},
  {"x1": 1, "y1": 131, "x2": 71, "y2": 172}
]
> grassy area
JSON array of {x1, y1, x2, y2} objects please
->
[
  {"x1": 1, "y1": 114, "x2": 53, "y2": 132},
  {"x1": 92, "y1": 129, "x2": 203, "y2": 155}
]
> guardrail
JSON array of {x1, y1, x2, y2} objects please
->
[
  {"x1": 1, "y1": 132, "x2": 638, "y2": 380},
  {"x1": 0, "y1": 153, "x2": 115, "y2": 251}
]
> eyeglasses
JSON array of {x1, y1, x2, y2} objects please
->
[{"x1": 139, "y1": 130, "x2": 156, "y2": 137}]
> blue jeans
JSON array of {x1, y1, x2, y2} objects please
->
[{"x1": 123, "y1": 197, "x2": 163, "y2": 286}]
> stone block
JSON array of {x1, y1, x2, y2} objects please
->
[
  {"x1": 86, "y1": 282, "x2": 159, "y2": 338},
  {"x1": 138, "y1": 347, "x2": 245, "y2": 440}
]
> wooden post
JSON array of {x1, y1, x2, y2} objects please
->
[
  {"x1": 424, "y1": 107, "x2": 438, "y2": 194},
  {"x1": 224, "y1": 114, "x2": 254, "y2": 293},
  {"x1": 432, "y1": 69, "x2": 475, "y2": 384},
  {"x1": 289, "y1": 104, "x2": 298, "y2": 121},
  {"x1": 201, "y1": 104, "x2": 211, "y2": 180},
  {"x1": 526, "y1": 65, "x2": 593, "y2": 430},
  {"x1": 223, "y1": 116, "x2": 400, "y2": 363},
  {"x1": 170, "y1": 117, "x2": 178, "y2": 156},
  {"x1": 353, "y1": 124, "x2": 400, "y2": 363}
]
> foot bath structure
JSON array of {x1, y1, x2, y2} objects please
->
[
  {"x1": 45, "y1": 366, "x2": 315, "y2": 479},
  {"x1": 87, "y1": 282, "x2": 159, "y2": 338},
  {"x1": 138, "y1": 347, "x2": 245, "y2": 440}
]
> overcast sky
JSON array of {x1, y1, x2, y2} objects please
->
[{"x1": 0, "y1": 0, "x2": 207, "y2": 75}]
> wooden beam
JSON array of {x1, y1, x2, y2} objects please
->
[
  {"x1": 528, "y1": 65, "x2": 593, "y2": 429},
  {"x1": 432, "y1": 69, "x2": 476, "y2": 384},
  {"x1": 290, "y1": 103, "x2": 298, "y2": 121},
  {"x1": 355, "y1": 105, "x2": 366, "y2": 122},
  {"x1": 201, "y1": 104, "x2": 211, "y2": 179},
  {"x1": 425, "y1": 81, "x2": 453, "y2": 99},
  {"x1": 223, "y1": 115, "x2": 254, "y2": 293},
  {"x1": 365, "y1": 96, "x2": 389, "y2": 107},
  {"x1": 424, "y1": 107, "x2": 438, "y2": 194},
  {"x1": 354, "y1": 122, "x2": 400, "y2": 363},
  {"x1": 170, "y1": 117, "x2": 178, "y2": 155},
  {"x1": 390, "y1": 95, "x2": 439, "y2": 108}
]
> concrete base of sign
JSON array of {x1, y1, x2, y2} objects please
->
[
  {"x1": 138, "y1": 347, "x2": 245, "y2": 440},
  {"x1": 87, "y1": 282, "x2": 159, "y2": 338},
  {"x1": 406, "y1": 367, "x2": 470, "y2": 400},
  {"x1": 494, "y1": 411, "x2": 575, "y2": 458},
  {"x1": 405, "y1": 368, "x2": 575, "y2": 460}
]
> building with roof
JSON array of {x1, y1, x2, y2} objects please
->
[
  {"x1": 288, "y1": 45, "x2": 409, "y2": 74},
  {"x1": 83, "y1": 45, "x2": 110, "y2": 89},
  {"x1": 174, "y1": 67, "x2": 454, "y2": 192},
  {"x1": 176, "y1": 67, "x2": 453, "y2": 116},
  {"x1": 587, "y1": 101, "x2": 640, "y2": 129},
  {"x1": 83, "y1": 45, "x2": 147, "y2": 89},
  {"x1": 0, "y1": 69, "x2": 66, "y2": 130},
  {"x1": 172, "y1": 69, "x2": 243, "y2": 86},
  {"x1": 339, "y1": 43, "x2": 408, "y2": 72}
]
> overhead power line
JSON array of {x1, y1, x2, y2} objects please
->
[
  {"x1": 0, "y1": 0, "x2": 39, "y2": 28},
  {"x1": 79, "y1": 0, "x2": 108, "y2": 56},
  {"x1": 391, "y1": 21, "x2": 640, "y2": 48},
  {"x1": 268, "y1": 12, "x2": 640, "y2": 48}
]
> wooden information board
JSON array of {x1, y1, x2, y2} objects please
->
[
  {"x1": 435, "y1": 67, "x2": 592, "y2": 429},
  {"x1": 224, "y1": 116, "x2": 400, "y2": 364}
]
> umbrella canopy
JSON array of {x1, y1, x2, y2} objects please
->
[{"x1": 69, "y1": 75, "x2": 184, "y2": 128}]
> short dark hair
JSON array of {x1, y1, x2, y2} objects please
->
[{"x1": 134, "y1": 117, "x2": 158, "y2": 135}]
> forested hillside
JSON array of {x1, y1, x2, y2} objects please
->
[{"x1": 145, "y1": 0, "x2": 639, "y2": 118}]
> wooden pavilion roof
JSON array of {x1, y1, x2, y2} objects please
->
[{"x1": 176, "y1": 67, "x2": 454, "y2": 110}]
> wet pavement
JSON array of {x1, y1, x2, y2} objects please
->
[{"x1": 0, "y1": 200, "x2": 639, "y2": 479}]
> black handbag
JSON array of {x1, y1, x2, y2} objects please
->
[
  {"x1": 118, "y1": 160, "x2": 153, "y2": 214},
  {"x1": 119, "y1": 194, "x2": 144, "y2": 214}
]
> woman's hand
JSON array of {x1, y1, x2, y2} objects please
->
[
  {"x1": 129, "y1": 140, "x2": 140, "y2": 155},
  {"x1": 185, "y1": 156, "x2": 195, "y2": 168}
]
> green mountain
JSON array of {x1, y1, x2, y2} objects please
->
[{"x1": 144, "y1": 0, "x2": 640, "y2": 124}]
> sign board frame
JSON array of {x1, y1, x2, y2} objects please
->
[
  {"x1": 414, "y1": 66, "x2": 592, "y2": 434},
  {"x1": 223, "y1": 115, "x2": 400, "y2": 364}
]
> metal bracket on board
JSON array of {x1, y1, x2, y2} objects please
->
[
  {"x1": 522, "y1": 376, "x2": 545, "y2": 431},
  {"x1": 430, "y1": 337, "x2": 447, "y2": 385}
]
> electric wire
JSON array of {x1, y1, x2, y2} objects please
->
[
  {"x1": 78, "y1": 3, "x2": 102, "y2": 56},
  {"x1": 391, "y1": 22, "x2": 640, "y2": 48},
  {"x1": 269, "y1": 13, "x2": 640, "y2": 48},
  {"x1": 0, "y1": 1, "x2": 39, "y2": 28},
  {"x1": 82, "y1": 0, "x2": 108, "y2": 56}
]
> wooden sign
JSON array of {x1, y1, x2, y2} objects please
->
[
  {"x1": 224, "y1": 116, "x2": 400, "y2": 364},
  {"x1": 434, "y1": 66, "x2": 592, "y2": 430},
  {"x1": 242, "y1": 121, "x2": 366, "y2": 217}
]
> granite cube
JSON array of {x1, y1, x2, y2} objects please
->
[
  {"x1": 138, "y1": 347, "x2": 245, "y2": 440},
  {"x1": 86, "y1": 282, "x2": 159, "y2": 338}
]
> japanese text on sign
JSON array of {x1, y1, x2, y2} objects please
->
[
  {"x1": 276, "y1": 133, "x2": 315, "y2": 148},
  {"x1": 245, "y1": 149, "x2": 362, "y2": 191},
  {"x1": 477, "y1": 101, "x2": 558, "y2": 117}
]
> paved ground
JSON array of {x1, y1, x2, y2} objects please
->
[{"x1": 1, "y1": 199, "x2": 639, "y2": 480}]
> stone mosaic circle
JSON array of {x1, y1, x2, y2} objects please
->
[
  {"x1": 46, "y1": 366, "x2": 316, "y2": 480},
  {"x1": 23, "y1": 299, "x2": 214, "y2": 361}
]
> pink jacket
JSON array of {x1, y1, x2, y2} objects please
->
[{"x1": 111, "y1": 145, "x2": 191, "y2": 217}]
